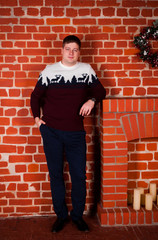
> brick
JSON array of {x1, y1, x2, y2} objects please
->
[
  {"x1": 66, "y1": 8, "x2": 77, "y2": 17},
  {"x1": 17, "y1": 109, "x2": 29, "y2": 116},
  {"x1": 142, "y1": 172, "x2": 158, "y2": 179},
  {"x1": 45, "y1": 0, "x2": 69, "y2": 6},
  {"x1": 153, "y1": 208, "x2": 158, "y2": 223},
  {"x1": 47, "y1": 18, "x2": 70, "y2": 25},
  {"x1": 16, "y1": 206, "x2": 39, "y2": 213},
  {"x1": 7, "y1": 33, "x2": 32, "y2": 40},
  {"x1": 147, "y1": 1, "x2": 158, "y2": 7},
  {"x1": 3, "y1": 136, "x2": 26, "y2": 144},
  {"x1": 27, "y1": 8, "x2": 39, "y2": 16},
  {"x1": 91, "y1": 8, "x2": 101, "y2": 16},
  {"x1": 131, "y1": 153, "x2": 153, "y2": 161},
  {"x1": 122, "y1": 0, "x2": 146, "y2": 7},
  {"x1": 148, "y1": 162, "x2": 158, "y2": 170},
  {"x1": 40, "y1": 7, "x2": 52, "y2": 16},
  {"x1": 129, "y1": 114, "x2": 139, "y2": 139},
  {"x1": 1, "y1": 99, "x2": 24, "y2": 107},
  {"x1": 12, "y1": 117, "x2": 34, "y2": 126},
  {"x1": 20, "y1": 18, "x2": 44, "y2": 25},
  {"x1": 0, "y1": 117, "x2": 10, "y2": 125},
  {"x1": 145, "y1": 210, "x2": 152, "y2": 224},
  {"x1": 28, "y1": 164, "x2": 39, "y2": 172},
  {"x1": 73, "y1": 18, "x2": 96, "y2": 25},
  {"x1": 135, "y1": 87, "x2": 146, "y2": 96},
  {"x1": 141, "y1": 8, "x2": 152, "y2": 17},
  {"x1": 117, "y1": 8, "x2": 128, "y2": 16},
  {"x1": 9, "y1": 89, "x2": 20, "y2": 97},
  {"x1": 122, "y1": 116, "x2": 133, "y2": 141},
  {"x1": 0, "y1": 175, "x2": 20, "y2": 182},
  {"x1": 24, "y1": 173, "x2": 46, "y2": 182},
  {"x1": 9, "y1": 155, "x2": 32, "y2": 163},
  {"x1": 0, "y1": 0, "x2": 17, "y2": 6},
  {"x1": 122, "y1": 208, "x2": 129, "y2": 225},
  {"x1": 15, "y1": 165, "x2": 27, "y2": 173},
  {"x1": 145, "y1": 113, "x2": 153, "y2": 138},
  {"x1": 103, "y1": 7, "x2": 115, "y2": 16},
  {"x1": 138, "y1": 114, "x2": 146, "y2": 139},
  {"x1": 136, "y1": 143, "x2": 145, "y2": 151},
  {"x1": 129, "y1": 8, "x2": 140, "y2": 17},
  {"x1": 14, "y1": 7, "x2": 25, "y2": 16},
  {"x1": 138, "y1": 209, "x2": 144, "y2": 224},
  {"x1": 97, "y1": 0, "x2": 120, "y2": 7},
  {"x1": 108, "y1": 209, "x2": 115, "y2": 225},
  {"x1": 0, "y1": 49, "x2": 21, "y2": 55},
  {"x1": 6, "y1": 127, "x2": 18, "y2": 135},
  {"x1": 0, "y1": 8, "x2": 11, "y2": 16},
  {"x1": 147, "y1": 143, "x2": 157, "y2": 151},
  {"x1": 115, "y1": 208, "x2": 122, "y2": 224},
  {"x1": 19, "y1": 0, "x2": 43, "y2": 6},
  {"x1": 5, "y1": 108, "x2": 16, "y2": 116},
  {"x1": 118, "y1": 78, "x2": 140, "y2": 86}
]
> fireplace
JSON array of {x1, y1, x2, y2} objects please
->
[{"x1": 97, "y1": 98, "x2": 158, "y2": 226}]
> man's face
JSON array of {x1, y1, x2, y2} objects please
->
[{"x1": 61, "y1": 42, "x2": 80, "y2": 67}]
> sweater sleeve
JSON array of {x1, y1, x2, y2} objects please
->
[
  {"x1": 87, "y1": 66, "x2": 106, "y2": 103},
  {"x1": 30, "y1": 73, "x2": 48, "y2": 119}
]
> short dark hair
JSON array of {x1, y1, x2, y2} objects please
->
[{"x1": 62, "y1": 35, "x2": 81, "y2": 49}]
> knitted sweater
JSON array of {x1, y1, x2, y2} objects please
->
[{"x1": 30, "y1": 61, "x2": 106, "y2": 131}]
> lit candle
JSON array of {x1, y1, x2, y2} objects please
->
[
  {"x1": 149, "y1": 183, "x2": 157, "y2": 201},
  {"x1": 133, "y1": 188, "x2": 141, "y2": 210},
  {"x1": 145, "y1": 193, "x2": 153, "y2": 210}
]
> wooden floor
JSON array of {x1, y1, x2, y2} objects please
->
[{"x1": 0, "y1": 215, "x2": 158, "y2": 240}]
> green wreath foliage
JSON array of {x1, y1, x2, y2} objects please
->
[{"x1": 133, "y1": 21, "x2": 158, "y2": 68}]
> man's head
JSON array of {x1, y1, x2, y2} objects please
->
[
  {"x1": 61, "y1": 35, "x2": 81, "y2": 67},
  {"x1": 62, "y1": 35, "x2": 81, "y2": 50}
]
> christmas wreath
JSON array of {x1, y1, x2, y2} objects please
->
[{"x1": 133, "y1": 20, "x2": 158, "y2": 68}]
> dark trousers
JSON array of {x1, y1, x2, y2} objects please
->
[{"x1": 40, "y1": 124, "x2": 87, "y2": 221}]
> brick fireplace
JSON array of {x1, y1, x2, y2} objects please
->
[{"x1": 97, "y1": 98, "x2": 158, "y2": 226}]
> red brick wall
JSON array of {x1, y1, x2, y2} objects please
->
[
  {"x1": 0, "y1": 0, "x2": 158, "y2": 217},
  {"x1": 128, "y1": 138, "x2": 158, "y2": 192}
]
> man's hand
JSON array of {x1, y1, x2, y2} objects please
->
[
  {"x1": 35, "y1": 117, "x2": 46, "y2": 128},
  {"x1": 79, "y1": 99, "x2": 95, "y2": 116}
]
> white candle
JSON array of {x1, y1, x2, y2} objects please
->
[
  {"x1": 133, "y1": 188, "x2": 141, "y2": 210},
  {"x1": 149, "y1": 183, "x2": 157, "y2": 201},
  {"x1": 145, "y1": 193, "x2": 153, "y2": 210},
  {"x1": 137, "y1": 187, "x2": 144, "y2": 195},
  {"x1": 137, "y1": 187, "x2": 145, "y2": 205}
]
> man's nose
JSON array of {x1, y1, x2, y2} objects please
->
[{"x1": 69, "y1": 49, "x2": 73, "y2": 55}]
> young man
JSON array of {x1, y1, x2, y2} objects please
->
[{"x1": 30, "y1": 35, "x2": 106, "y2": 233}]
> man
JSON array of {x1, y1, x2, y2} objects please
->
[{"x1": 30, "y1": 35, "x2": 106, "y2": 233}]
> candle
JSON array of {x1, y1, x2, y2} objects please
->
[
  {"x1": 137, "y1": 187, "x2": 144, "y2": 195},
  {"x1": 149, "y1": 183, "x2": 157, "y2": 201},
  {"x1": 133, "y1": 188, "x2": 141, "y2": 210},
  {"x1": 137, "y1": 187, "x2": 144, "y2": 205},
  {"x1": 145, "y1": 193, "x2": 153, "y2": 210}
]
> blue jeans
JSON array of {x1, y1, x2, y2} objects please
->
[{"x1": 40, "y1": 124, "x2": 87, "y2": 221}]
